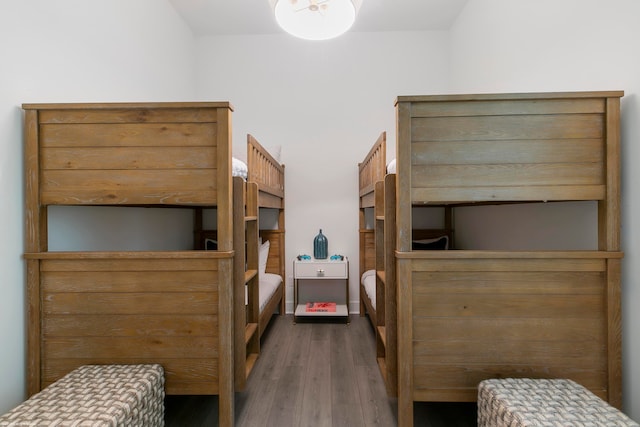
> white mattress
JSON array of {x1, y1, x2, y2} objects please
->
[
  {"x1": 260, "y1": 273, "x2": 282, "y2": 314},
  {"x1": 244, "y1": 273, "x2": 281, "y2": 314},
  {"x1": 361, "y1": 269, "x2": 376, "y2": 310}
]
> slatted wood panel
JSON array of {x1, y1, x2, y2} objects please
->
[
  {"x1": 359, "y1": 230, "x2": 375, "y2": 274},
  {"x1": 260, "y1": 230, "x2": 285, "y2": 277},
  {"x1": 397, "y1": 251, "x2": 622, "y2": 405},
  {"x1": 247, "y1": 134, "x2": 285, "y2": 209},
  {"x1": 39, "y1": 108, "x2": 218, "y2": 205},
  {"x1": 34, "y1": 254, "x2": 228, "y2": 395},
  {"x1": 405, "y1": 252, "x2": 617, "y2": 403},
  {"x1": 358, "y1": 132, "x2": 387, "y2": 208},
  {"x1": 358, "y1": 132, "x2": 386, "y2": 329},
  {"x1": 397, "y1": 93, "x2": 618, "y2": 204}
]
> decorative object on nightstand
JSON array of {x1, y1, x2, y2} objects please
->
[{"x1": 313, "y1": 229, "x2": 328, "y2": 259}]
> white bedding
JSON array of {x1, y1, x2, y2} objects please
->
[
  {"x1": 260, "y1": 273, "x2": 282, "y2": 314},
  {"x1": 361, "y1": 269, "x2": 376, "y2": 310},
  {"x1": 387, "y1": 158, "x2": 396, "y2": 174},
  {"x1": 232, "y1": 156, "x2": 248, "y2": 179},
  {"x1": 244, "y1": 272, "x2": 282, "y2": 314}
]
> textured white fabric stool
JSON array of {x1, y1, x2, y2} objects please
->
[
  {"x1": 478, "y1": 378, "x2": 638, "y2": 427},
  {"x1": 0, "y1": 364, "x2": 165, "y2": 427}
]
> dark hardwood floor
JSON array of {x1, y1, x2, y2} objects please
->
[{"x1": 165, "y1": 314, "x2": 477, "y2": 426}]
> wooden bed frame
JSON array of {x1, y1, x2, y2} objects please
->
[
  {"x1": 358, "y1": 132, "x2": 386, "y2": 324},
  {"x1": 22, "y1": 102, "x2": 236, "y2": 426},
  {"x1": 247, "y1": 134, "x2": 286, "y2": 335},
  {"x1": 193, "y1": 135, "x2": 286, "y2": 392},
  {"x1": 232, "y1": 135, "x2": 286, "y2": 390},
  {"x1": 393, "y1": 91, "x2": 624, "y2": 427},
  {"x1": 358, "y1": 132, "x2": 452, "y2": 398},
  {"x1": 358, "y1": 133, "x2": 392, "y2": 391}
]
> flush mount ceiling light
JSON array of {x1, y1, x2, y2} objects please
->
[{"x1": 269, "y1": 0, "x2": 362, "y2": 41}]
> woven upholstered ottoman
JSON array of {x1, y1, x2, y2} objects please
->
[
  {"x1": 0, "y1": 364, "x2": 165, "y2": 427},
  {"x1": 478, "y1": 378, "x2": 639, "y2": 427}
]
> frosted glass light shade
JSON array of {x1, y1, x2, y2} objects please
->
[{"x1": 271, "y1": 0, "x2": 361, "y2": 41}]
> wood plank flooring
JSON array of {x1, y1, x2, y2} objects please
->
[{"x1": 165, "y1": 314, "x2": 477, "y2": 426}]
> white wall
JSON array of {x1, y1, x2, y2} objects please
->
[
  {"x1": 194, "y1": 31, "x2": 450, "y2": 313},
  {"x1": 0, "y1": 0, "x2": 196, "y2": 413},
  {"x1": 2, "y1": 0, "x2": 638, "y2": 421},
  {"x1": 449, "y1": 0, "x2": 640, "y2": 419}
]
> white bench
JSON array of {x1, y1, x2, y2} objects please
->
[
  {"x1": 478, "y1": 378, "x2": 638, "y2": 427},
  {"x1": 0, "y1": 364, "x2": 165, "y2": 427}
]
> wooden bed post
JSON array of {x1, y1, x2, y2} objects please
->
[
  {"x1": 278, "y1": 205, "x2": 286, "y2": 316},
  {"x1": 601, "y1": 95, "x2": 623, "y2": 408},
  {"x1": 395, "y1": 99, "x2": 413, "y2": 426},
  {"x1": 396, "y1": 257, "x2": 414, "y2": 427},
  {"x1": 216, "y1": 105, "x2": 235, "y2": 427},
  {"x1": 217, "y1": 256, "x2": 234, "y2": 427},
  {"x1": 384, "y1": 174, "x2": 398, "y2": 397},
  {"x1": 358, "y1": 205, "x2": 366, "y2": 317},
  {"x1": 23, "y1": 108, "x2": 45, "y2": 396},
  {"x1": 216, "y1": 106, "x2": 233, "y2": 252},
  {"x1": 395, "y1": 100, "x2": 412, "y2": 252}
]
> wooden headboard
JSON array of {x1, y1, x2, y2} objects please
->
[
  {"x1": 26, "y1": 102, "x2": 233, "y2": 207},
  {"x1": 24, "y1": 102, "x2": 235, "y2": 253},
  {"x1": 358, "y1": 132, "x2": 386, "y2": 208},
  {"x1": 395, "y1": 91, "x2": 623, "y2": 205},
  {"x1": 259, "y1": 229, "x2": 285, "y2": 280},
  {"x1": 247, "y1": 134, "x2": 285, "y2": 209}
]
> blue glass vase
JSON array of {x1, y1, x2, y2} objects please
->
[{"x1": 313, "y1": 229, "x2": 328, "y2": 259}]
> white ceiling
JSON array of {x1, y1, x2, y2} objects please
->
[{"x1": 169, "y1": 0, "x2": 469, "y2": 36}]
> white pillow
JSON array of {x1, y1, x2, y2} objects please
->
[
  {"x1": 259, "y1": 240, "x2": 270, "y2": 275},
  {"x1": 387, "y1": 158, "x2": 396, "y2": 174},
  {"x1": 361, "y1": 269, "x2": 376, "y2": 284},
  {"x1": 232, "y1": 157, "x2": 248, "y2": 179}
]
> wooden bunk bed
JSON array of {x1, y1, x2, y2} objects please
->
[
  {"x1": 358, "y1": 132, "x2": 452, "y2": 398},
  {"x1": 233, "y1": 135, "x2": 285, "y2": 390},
  {"x1": 358, "y1": 131, "x2": 386, "y2": 328},
  {"x1": 22, "y1": 102, "x2": 236, "y2": 426},
  {"x1": 359, "y1": 133, "x2": 395, "y2": 394},
  {"x1": 193, "y1": 134, "x2": 285, "y2": 392},
  {"x1": 247, "y1": 134, "x2": 286, "y2": 338},
  {"x1": 393, "y1": 91, "x2": 624, "y2": 427}
]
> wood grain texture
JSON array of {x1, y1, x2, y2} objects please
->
[
  {"x1": 358, "y1": 132, "x2": 386, "y2": 202},
  {"x1": 165, "y1": 316, "x2": 476, "y2": 426},
  {"x1": 233, "y1": 177, "x2": 267, "y2": 391},
  {"x1": 249, "y1": 134, "x2": 287, "y2": 323},
  {"x1": 394, "y1": 91, "x2": 624, "y2": 426},
  {"x1": 248, "y1": 134, "x2": 285, "y2": 206},
  {"x1": 399, "y1": 92, "x2": 621, "y2": 206},
  {"x1": 37, "y1": 254, "x2": 225, "y2": 395},
  {"x1": 22, "y1": 102, "x2": 236, "y2": 426}
]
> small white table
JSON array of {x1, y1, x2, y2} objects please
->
[{"x1": 293, "y1": 257, "x2": 349, "y2": 322}]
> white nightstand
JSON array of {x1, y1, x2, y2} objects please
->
[{"x1": 293, "y1": 257, "x2": 349, "y2": 322}]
